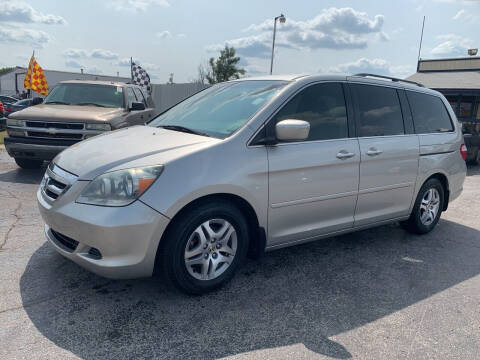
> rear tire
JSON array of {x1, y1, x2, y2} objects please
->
[
  {"x1": 402, "y1": 178, "x2": 444, "y2": 234},
  {"x1": 14, "y1": 158, "x2": 43, "y2": 169},
  {"x1": 160, "y1": 201, "x2": 249, "y2": 295}
]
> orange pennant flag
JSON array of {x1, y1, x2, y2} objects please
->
[
  {"x1": 24, "y1": 55, "x2": 49, "y2": 96},
  {"x1": 23, "y1": 56, "x2": 34, "y2": 90}
]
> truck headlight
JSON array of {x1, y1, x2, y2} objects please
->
[
  {"x1": 85, "y1": 123, "x2": 111, "y2": 131},
  {"x1": 6, "y1": 119, "x2": 25, "y2": 127},
  {"x1": 76, "y1": 165, "x2": 163, "y2": 206}
]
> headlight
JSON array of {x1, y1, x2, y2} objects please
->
[
  {"x1": 76, "y1": 165, "x2": 163, "y2": 206},
  {"x1": 6, "y1": 119, "x2": 25, "y2": 127},
  {"x1": 85, "y1": 123, "x2": 111, "y2": 131}
]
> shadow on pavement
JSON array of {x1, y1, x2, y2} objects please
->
[
  {"x1": 20, "y1": 219, "x2": 480, "y2": 359},
  {"x1": 0, "y1": 166, "x2": 45, "y2": 185}
]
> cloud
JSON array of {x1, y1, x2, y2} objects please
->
[
  {"x1": 63, "y1": 48, "x2": 89, "y2": 58},
  {"x1": 177, "y1": 33, "x2": 186, "y2": 38},
  {"x1": 0, "y1": 25, "x2": 51, "y2": 47},
  {"x1": 65, "y1": 60, "x2": 84, "y2": 69},
  {"x1": 0, "y1": 1, "x2": 66, "y2": 25},
  {"x1": 434, "y1": 0, "x2": 480, "y2": 3},
  {"x1": 118, "y1": 57, "x2": 141, "y2": 66},
  {"x1": 452, "y1": 8, "x2": 477, "y2": 22},
  {"x1": 431, "y1": 34, "x2": 473, "y2": 56},
  {"x1": 156, "y1": 30, "x2": 172, "y2": 38},
  {"x1": 325, "y1": 57, "x2": 414, "y2": 79},
  {"x1": 109, "y1": 0, "x2": 170, "y2": 12},
  {"x1": 453, "y1": 9, "x2": 466, "y2": 20},
  {"x1": 90, "y1": 49, "x2": 119, "y2": 60},
  {"x1": 63, "y1": 48, "x2": 119, "y2": 60},
  {"x1": 208, "y1": 8, "x2": 387, "y2": 58},
  {"x1": 117, "y1": 58, "x2": 160, "y2": 72}
]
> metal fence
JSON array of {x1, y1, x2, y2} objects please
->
[{"x1": 151, "y1": 83, "x2": 209, "y2": 114}]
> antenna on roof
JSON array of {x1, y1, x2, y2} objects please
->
[{"x1": 417, "y1": 16, "x2": 425, "y2": 62}]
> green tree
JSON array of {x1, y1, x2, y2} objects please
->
[
  {"x1": 0, "y1": 67, "x2": 14, "y2": 76},
  {"x1": 206, "y1": 46, "x2": 246, "y2": 84}
]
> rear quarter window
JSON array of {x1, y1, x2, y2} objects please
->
[{"x1": 406, "y1": 91, "x2": 454, "y2": 134}]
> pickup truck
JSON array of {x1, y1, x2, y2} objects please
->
[{"x1": 4, "y1": 80, "x2": 156, "y2": 168}]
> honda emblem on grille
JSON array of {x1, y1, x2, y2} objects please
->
[{"x1": 46, "y1": 128, "x2": 58, "y2": 134}]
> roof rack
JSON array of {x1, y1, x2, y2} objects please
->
[{"x1": 353, "y1": 73, "x2": 424, "y2": 87}]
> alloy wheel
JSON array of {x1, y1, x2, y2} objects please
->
[
  {"x1": 184, "y1": 219, "x2": 237, "y2": 281},
  {"x1": 419, "y1": 188, "x2": 440, "y2": 226}
]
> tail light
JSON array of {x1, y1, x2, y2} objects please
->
[
  {"x1": 5, "y1": 106, "x2": 12, "y2": 112},
  {"x1": 460, "y1": 144, "x2": 467, "y2": 161}
]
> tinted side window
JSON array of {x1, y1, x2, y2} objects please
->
[
  {"x1": 406, "y1": 91, "x2": 454, "y2": 133},
  {"x1": 351, "y1": 84, "x2": 404, "y2": 137},
  {"x1": 274, "y1": 82, "x2": 348, "y2": 141}
]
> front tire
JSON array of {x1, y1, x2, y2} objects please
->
[
  {"x1": 14, "y1": 158, "x2": 43, "y2": 169},
  {"x1": 160, "y1": 201, "x2": 249, "y2": 295},
  {"x1": 402, "y1": 178, "x2": 444, "y2": 234}
]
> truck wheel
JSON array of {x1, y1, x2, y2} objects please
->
[
  {"x1": 160, "y1": 201, "x2": 249, "y2": 294},
  {"x1": 14, "y1": 158, "x2": 43, "y2": 169},
  {"x1": 402, "y1": 178, "x2": 444, "y2": 235}
]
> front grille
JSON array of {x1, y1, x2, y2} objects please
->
[
  {"x1": 41, "y1": 163, "x2": 78, "y2": 201},
  {"x1": 51, "y1": 229, "x2": 79, "y2": 252},
  {"x1": 26, "y1": 121, "x2": 84, "y2": 130},
  {"x1": 24, "y1": 121, "x2": 86, "y2": 140},
  {"x1": 27, "y1": 131, "x2": 83, "y2": 140}
]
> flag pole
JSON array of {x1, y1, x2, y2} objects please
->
[
  {"x1": 130, "y1": 57, "x2": 133, "y2": 82},
  {"x1": 28, "y1": 50, "x2": 35, "y2": 97}
]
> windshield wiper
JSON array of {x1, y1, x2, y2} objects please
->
[
  {"x1": 76, "y1": 102, "x2": 107, "y2": 107},
  {"x1": 158, "y1": 125, "x2": 210, "y2": 137},
  {"x1": 44, "y1": 101, "x2": 70, "y2": 105}
]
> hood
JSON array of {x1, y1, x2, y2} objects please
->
[
  {"x1": 53, "y1": 126, "x2": 219, "y2": 180},
  {"x1": 8, "y1": 104, "x2": 124, "y2": 123}
]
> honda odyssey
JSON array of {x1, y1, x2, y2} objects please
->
[{"x1": 38, "y1": 74, "x2": 467, "y2": 294}]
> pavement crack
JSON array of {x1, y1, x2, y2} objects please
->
[{"x1": 0, "y1": 201, "x2": 22, "y2": 252}]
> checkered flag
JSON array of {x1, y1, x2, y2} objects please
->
[{"x1": 131, "y1": 62, "x2": 152, "y2": 94}]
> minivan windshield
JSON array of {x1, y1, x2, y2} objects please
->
[
  {"x1": 149, "y1": 80, "x2": 288, "y2": 138},
  {"x1": 44, "y1": 83, "x2": 124, "y2": 108}
]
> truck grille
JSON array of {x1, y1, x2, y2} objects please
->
[
  {"x1": 41, "y1": 163, "x2": 78, "y2": 202},
  {"x1": 25, "y1": 121, "x2": 85, "y2": 141},
  {"x1": 25, "y1": 121, "x2": 84, "y2": 130}
]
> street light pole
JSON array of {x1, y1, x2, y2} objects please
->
[{"x1": 270, "y1": 13, "x2": 286, "y2": 75}]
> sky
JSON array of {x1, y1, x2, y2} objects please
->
[{"x1": 0, "y1": 0, "x2": 479, "y2": 83}]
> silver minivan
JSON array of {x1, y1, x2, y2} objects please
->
[{"x1": 38, "y1": 74, "x2": 467, "y2": 294}]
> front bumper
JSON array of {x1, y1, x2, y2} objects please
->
[
  {"x1": 4, "y1": 136, "x2": 76, "y2": 161},
  {"x1": 37, "y1": 181, "x2": 170, "y2": 279}
]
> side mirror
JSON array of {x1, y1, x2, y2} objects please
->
[
  {"x1": 32, "y1": 97, "x2": 43, "y2": 105},
  {"x1": 275, "y1": 119, "x2": 310, "y2": 142},
  {"x1": 130, "y1": 101, "x2": 145, "y2": 111}
]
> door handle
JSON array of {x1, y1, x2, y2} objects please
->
[
  {"x1": 367, "y1": 148, "x2": 383, "y2": 156},
  {"x1": 336, "y1": 151, "x2": 355, "y2": 159}
]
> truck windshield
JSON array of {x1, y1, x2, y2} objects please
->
[
  {"x1": 149, "y1": 80, "x2": 289, "y2": 139},
  {"x1": 44, "y1": 83, "x2": 124, "y2": 108}
]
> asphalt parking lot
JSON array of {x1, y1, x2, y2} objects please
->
[{"x1": 1, "y1": 149, "x2": 480, "y2": 360}]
